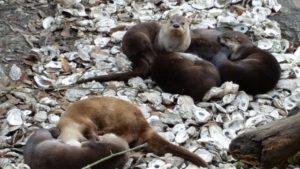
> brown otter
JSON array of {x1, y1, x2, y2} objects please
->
[
  {"x1": 186, "y1": 28, "x2": 227, "y2": 61},
  {"x1": 211, "y1": 30, "x2": 281, "y2": 94},
  {"x1": 56, "y1": 96, "x2": 210, "y2": 168},
  {"x1": 23, "y1": 128, "x2": 129, "y2": 169},
  {"x1": 151, "y1": 52, "x2": 221, "y2": 101},
  {"x1": 76, "y1": 14, "x2": 191, "y2": 84}
]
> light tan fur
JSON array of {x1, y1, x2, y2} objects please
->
[
  {"x1": 157, "y1": 14, "x2": 191, "y2": 52},
  {"x1": 56, "y1": 96, "x2": 210, "y2": 168}
]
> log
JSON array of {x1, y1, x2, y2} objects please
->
[
  {"x1": 269, "y1": 0, "x2": 300, "y2": 47},
  {"x1": 229, "y1": 112, "x2": 300, "y2": 169}
]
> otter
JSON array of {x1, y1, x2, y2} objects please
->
[
  {"x1": 23, "y1": 128, "x2": 129, "y2": 169},
  {"x1": 151, "y1": 52, "x2": 220, "y2": 101},
  {"x1": 211, "y1": 30, "x2": 281, "y2": 94},
  {"x1": 76, "y1": 14, "x2": 191, "y2": 84},
  {"x1": 56, "y1": 96, "x2": 210, "y2": 168},
  {"x1": 186, "y1": 28, "x2": 227, "y2": 61}
]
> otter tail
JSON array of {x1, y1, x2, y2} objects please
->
[
  {"x1": 76, "y1": 61, "x2": 150, "y2": 84},
  {"x1": 146, "y1": 132, "x2": 210, "y2": 168}
]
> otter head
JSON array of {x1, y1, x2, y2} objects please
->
[
  {"x1": 158, "y1": 14, "x2": 191, "y2": 52},
  {"x1": 167, "y1": 14, "x2": 190, "y2": 36},
  {"x1": 219, "y1": 31, "x2": 252, "y2": 59}
]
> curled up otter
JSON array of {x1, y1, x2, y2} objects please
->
[
  {"x1": 211, "y1": 30, "x2": 281, "y2": 94},
  {"x1": 76, "y1": 14, "x2": 191, "y2": 84},
  {"x1": 23, "y1": 128, "x2": 129, "y2": 169},
  {"x1": 56, "y1": 96, "x2": 210, "y2": 168}
]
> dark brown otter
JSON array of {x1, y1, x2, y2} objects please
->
[
  {"x1": 186, "y1": 28, "x2": 224, "y2": 61},
  {"x1": 151, "y1": 52, "x2": 221, "y2": 101},
  {"x1": 76, "y1": 14, "x2": 191, "y2": 84},
  {"x1": 57, "y1": 96, "x2": 210, "y2": 168},
  {"x1": 211, "y1": 30, "x2": 281, "y2": 94},
  {"x1": 23, "y1": 128, "x2": 129, "y2": 169}
]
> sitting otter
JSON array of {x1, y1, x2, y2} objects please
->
[
  {"x1": 23, "y1": 128, "x2": 129, "y2": 169},
  {"x1": 211, "y1": 30, "x2": 281, "y2": 94},
  {"x1": 56, "y1": 96, "x2": 210, "y2": 168},
  {"x1": 151, "y1": 52, "x2": 220, "y2": 101},
  {"x1": 76, "y1": 14, "x2": 191, "y2": 84}
]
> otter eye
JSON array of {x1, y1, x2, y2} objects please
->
[
  {"x1": 180, "y1": 22, "x2": 185, "y2": 25},
  {"x1": 170, "y1": 20, "x2": 174, "y2": 24}
]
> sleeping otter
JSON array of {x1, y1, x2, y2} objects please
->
[
  {"x1": 186, "y1": 28, "x2": 224, "y2": 61},
  {"x1": 56, "y1": 96, "x2": 210, "y2": 168},
  {"x1": 76, "y1": 14, "x2": 191, "y2": 84},
  {"x1": 211, "y1": 30, "x2": 281, "y2": 94},
  {"x1": 151, "y1": 52, "x2": 221, "y2": 101},
  {"x1": 23, "y1": 128, "x2": 129, "y2": 169}
]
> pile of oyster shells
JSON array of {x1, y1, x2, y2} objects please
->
[{"x1": 1, "y1": 0, "x2": 300, "y2": 168}]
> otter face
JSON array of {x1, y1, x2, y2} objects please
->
[
  {"x1": 219, "y1": 31, "x2": 251, "y2": 57},
  {"x1": 168, "y1": 14, "x2": 190, "y2": 36}
]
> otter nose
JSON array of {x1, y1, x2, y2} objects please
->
[{"x1": 173, "y1": 24, "x2": 180, "y2": 28}]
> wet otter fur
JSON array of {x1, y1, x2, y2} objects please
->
[
  {"x1": 23, "y1": 128, "x2": 129, "y2": 169},
  {"x1": 76, "y1": 14, "x2": 191, "y2": 84},
  {"x1": 56, "y1": 96, "x2": 209, "y2": 168},
  {"x1": 211, "y1": 30, "x2": 281, "y2": 94},
  {"x1": 151, "y1": 52, "x2": 220, "y2": 101}
]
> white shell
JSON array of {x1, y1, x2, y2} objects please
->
[
  {"x1": 94, "y1": 36, "x2": 110, "y2": 48},
  {"x1": 33, "y1": 75, "x2": 54, "y2": 89},
  {"x1": 215, "y1": 0, "x2": 231, "y2": 8},
  {"x1": 9, "y1": 64, "x2": 22, "y2": 81},
  {"x1": 48, "y1": 114, "x2": 60, "y2": 124},
  {"x1": 111, "y1": 31, "x2": 126, "y2": 43},
  {"x1": 45, "y1": 61, "x2": 62, "y2": 69},
  {"x1": 257, "y1": 39, "x2": 273, "y2": 50},
  {"x1": 175, "y1": 129, "x2": 189, "y2": 144},
  {"x1": 34, "y1": 111, "x2": 48, "y2": 122},
  {"x1": 42, "y1": 16, "x2": 55, "y2": 29},
  {"x1": 6, "y1": 109, "x2": 23, "y2": 126},
  {"x1": 191, "y1": 0, "x2": 214, "y2": 10}
]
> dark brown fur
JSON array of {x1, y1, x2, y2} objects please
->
[
  {"x1": 211, "y1": 31, "x2": 281, "y2": 94},
  {"x1": 76, "y1": 15, "x2": 190, "y2": 84},
  {"x1": 151, "y1": 52, "x2": 220, "y2": 101},
  {"x1": 57, "y1": 97, "x2": 209, "y2": 168},
  {"x1": 23, "y1": 128, "x2": 129, "y2": 169},
  {"x1": 186, "y1": 28, "x2": 224, "y2": 61}
]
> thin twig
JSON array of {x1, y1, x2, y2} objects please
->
[{"x1": 82, "y1": 143, "x2": 148, "y2": 169}]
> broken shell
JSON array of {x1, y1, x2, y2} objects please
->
[
  {"x1": 9, "y1": 64, "x2": 22, "y2": 81},
  {"x1": 34, "y1": 111, "x2": 48, "y2": 122},
  {"x1": 257, "y1": 39, "x2": 273, "y2": 50},
  {"x1": 252, "y1": 0, "x2": 262, "y2": 6},
  {"x1": 209, "y1": 123, "x2": 231, "y2": 150},
  {"x1": 147, "y1": 159, "x2": 167, "y2": 169},
  {"x1": 193, "y1": 107, "x2": 212, "y2": 123},
  {"x1": 42, "y1": 16, "x2": 55, "y2": 29},
  {"x1": 45, "y1": 61, "x2": 62, "y2": 69},
  {"x1": 48, "y1": 114, "x2": 60, "y2": 124},
  {"x1": 214, "y1": 0, "x2": 231, "y2": 8},
  {"x1": 94, "y1": 36, "x2": 110, "y2": 48},
  {"x1": 245, "y1": 114, "x2": 274, "y2": 127},
  {"x1": 111, "y1": 31, "x2": 126, "y2": 43},
  {"x1": 263, "y1": 0, "x2": 282, "y2": 12},
  {"x1": 233, "y1": 25, "x2": 249, "y2": 33},
  {"x1": 33, "y1": 75, "x2": 54, "y2": 89},
  {"x1": 222, "y1": 94, "x2": 237, "y2": 105},
  {"x1": 6, "y1": 109, "x2": 23, "y2": 126},
  {"x1": 191, "y1": 0, "x2": 214, "y2": 10},
  {"x1": 128, "y1": 77, "x2": 147, "y2": 90},
  {"x1": 175, "y1": 130, "x2": 189, "y2": 144}
]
